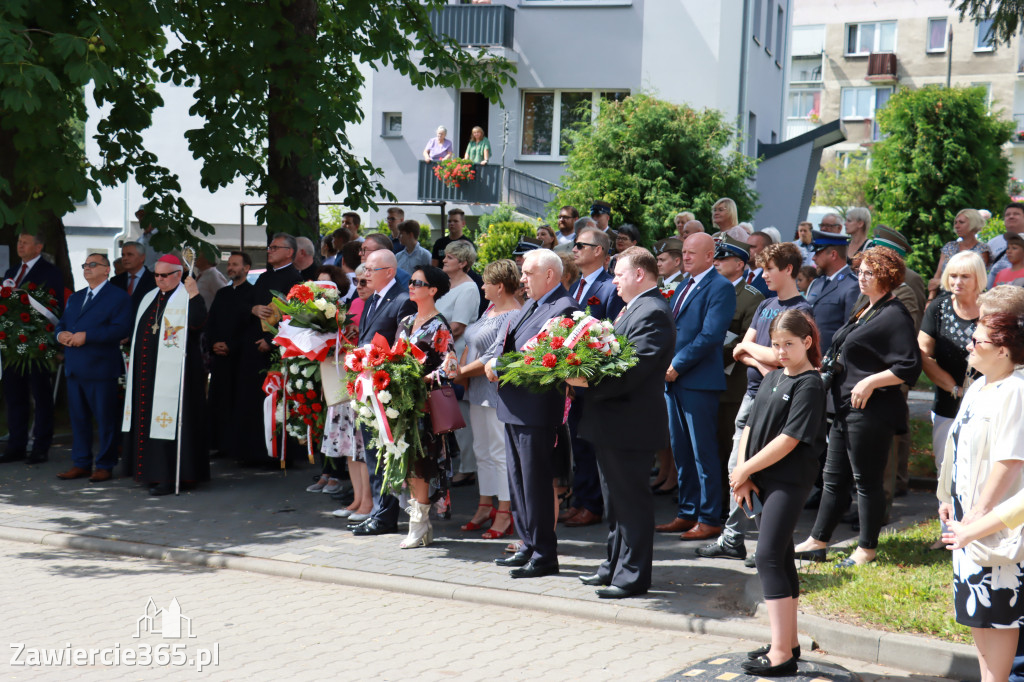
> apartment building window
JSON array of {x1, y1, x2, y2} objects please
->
[
  {"x1": 927, "y1": 18, "x2": 948, "y2": 52},
  {"x1": 975, "y1": 18, "x2": 996, "y2": 51},
  {"x1": 791, "y1": 56, "x2": 822, "y2": 82},
  {"x1": 845, "y1": 21, "x2": 896, "y2": 56},
  {"x1": 520, "y1": 90, "x2": 628, "y2": 157},
  {"x1": 972, "y1": 81, "x2": 993, "y2": 108},
  {"x1": 840, "y1": 85, "x2": 893, "y2": 120},
  {"x1": 788, "y1": 90, "x2": 821, "y2": 119},
  {"x1": 753, "y1": 0, "x2": 762, "y2": 43}
]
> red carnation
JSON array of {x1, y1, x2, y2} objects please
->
[
  {"x1": 0, "y1": 305, "x2": 7, "y2": 315},
  {"x1": 536, "y1": 331, "x2": 548, "y2": 340},
  {"x1": 0, "y1": 331, "x2": 5, "y2": 340},
  {"x1": 567, "y1": 353, "x2": 581, "y2": 366},
  {"x1": 560, "y1": 318, "x2": 574, "y2": 329},
  {"x1": 0, "y1": 287, "x2": 10, "y2": 298},
  {"x1": 524, "y1": 356, "x2": 534, "y2": 365},
  {"x1": 20, "y1": 295, "x2": 29, "y2": 305},
  {"x1": 306, "y1": 390, "x2": 316, "y2": 399},
  {"x1": 38, "y1": 343, "x2": 47, "y2": 351},
  {"x1": 541, "y1": 353, "x2": 557, "y2": 368},
  {"x1": 45, "y1": 323, "x2": 54, "y2": 332},
  {"x1": 27, "y1": 282, "x2": 37, "y2": 291},
  {"x1": 48, "y1": 288, "x2": 55, "y2": 296},
  {"x1": 18, "y1": 334, "x2": 27, "y2": 342},
  {"x1": 550, "y1": 336, "x2": 564, "y2": 350},
  {"x1": 373, "y1": 370, "x2": 391, "y2": 391},
  {"x1": 587, "y1": 296, "x2": 601, "y2": 306},
  {"x1": 303, "y1": 417, "x2": 313, "y2": 425},
  {"x1": 287, "y1": 284, "x2": 314, "y2": 303},
  {"x1": 20, "y1": 313, "x2": 30, "y2": 323},
  {"x1": 588, "y1": 341, "x2": 601, "y2": 349},
  {"x1": 311, "y1": 403, "x2": 323, "y2": 413},
  {"x1": 346, "y1": 381, "x2": 356, "y2": 397},
  {"x1": 294, "y1": 394, "x2": 305, "y2": 403}
]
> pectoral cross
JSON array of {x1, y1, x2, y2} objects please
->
[{"x1": 151, "y1": 321, "x2": 160, "y2": 335}]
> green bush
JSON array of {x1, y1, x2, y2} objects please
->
[
  {"x1": 980, "y1": 215, "x2": 1005, "y2": 243},
  {"x1": 474, "y1": 221, "x2": 537, "y2": 272},
  {"x1": 478, "y1": 203, "x2": 518, "y2": 235}
]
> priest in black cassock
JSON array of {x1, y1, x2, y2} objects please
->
[
  {"x1": 231, "y1": 233, "x2": 303, "y2": 465},
  {"x1": 206, "y1": 251, "x2": 253, "y2": 456},
  {"x1": 122, "y1": 254, "x2": 209, "y2": 496}
]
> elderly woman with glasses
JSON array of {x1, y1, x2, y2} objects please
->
[
  {"x1": 794, "y1": 247, "x2": 922, "y2": 567},
  {"x1": 422, "y1": 125, "x2": 453, "y2": 162},
  {"x1": 929, "y1": 208, "x2": 992, "y2": 301}
]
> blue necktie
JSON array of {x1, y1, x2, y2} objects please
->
[{"x1": 81, "y1": 290, "x2": 94, "y2": 313}]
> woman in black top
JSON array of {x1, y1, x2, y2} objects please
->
[
  {"x1": 730, "y1": 310, "x2": 826, "y2": 677},
  {"x1": 794, "y1": 247, "x2": 922, "y2": 567}
]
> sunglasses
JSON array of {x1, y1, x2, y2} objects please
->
[
  {"x1": 409, "y1": 279, "x2": 431, "y2": 288},
  {"x1": 154, "y1": 271, "x2": 181, "y2": 279},
  {"x1": 356, "y1": 279, "x2": 369, "y2": 287},
  {"x1": 573, "y1": 242, "x2": 598, "y2": 250},
  {"x1": 81, "y1": 262, "x2": 107, "y2": 269}
]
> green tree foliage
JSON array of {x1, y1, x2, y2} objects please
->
[
  {"x1": 553, "y1": 94, "x2": 758, "y2": 245},
  {"x1": 0, "y1": 0, "x2": 516, "y2": 258},
  {"x1": 473, "y1": 221, "x2": 537, "y2": 272},
  {"x1": 953, "y1": 0, "x2": 1024, "y2": 45},
  {"x1": 814, "y1": 156, "x2": 870, "y2": 218},
  {"x1": 867, "y1": 86, "x2": 1012, "y2": 274}
]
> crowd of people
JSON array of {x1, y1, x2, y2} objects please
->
[{"x1": 6, "y1": 197, "x2": 1024, "y2": 678}]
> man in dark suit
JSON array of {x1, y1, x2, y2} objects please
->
[
  {"x1": 657, "y1": 233, "x2": 736, "y2": 541},
  {"x1": 350, "y1": 248, "x2": 416, "y2": 536},
  {"x1": 571, "y1": 246, "x2": 675, "y2": 598},
  {"x1": 0, "y1": 232, "x2": 66, "y2": 464},
  {"x1": 559, "y1": 227, "x2": 625, "y2": 527},
  {"x1": 206, "y1": 252, "x2": 253, "y2": 456},
  {"x1": 110, "y1": 241, "x2": 156, "y2": 313},
  {"x1": 483, "y1": 249, "x2": 580, "y2": 578},
  {"x1": 805, "y1": 230, "x2": 858, "y2": 352},
  {"x1": 231, "y1": 233, "x2": 303, "y2": 466},
  {"x1": 53, "y1": 253, "x2": 132, "y2": 481}
]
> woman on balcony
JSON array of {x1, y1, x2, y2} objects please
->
[
  {"x1": 422, "y1": 126, "x2": 453, "y2": 162},
  {"x1": 464, "y1": 126, "x2": 491, "y2": 165}
]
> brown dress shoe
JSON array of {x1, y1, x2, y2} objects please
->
[
  {"x1": 680, "y1": 523, "x2": 722, "y2": 541},
  {"x1": 655, "y1": 517, "x2": 697, "y2": 533},
  {"x1": 56, "y1": 467, "x2": 91, "y2": 480},
  {"x1": 89, "y1": 469, "x2": 113, "y2": 483},
  {"x1": 565, "y1": 508, "x2": 601, "y2": 527},
  {"x1": 558, "y1": 507, "x2": 582, "y2": 523}
]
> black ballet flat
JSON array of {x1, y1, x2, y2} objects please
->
[
  {"x1": 748, "y1": 644, "x2": 800, "y2": 660},
  {"x1": 793, "y1": 548, "x2": 826, "y2": 562},
  {"x1": 741, "y1": 655, "x2": 798, "y2": 677}
]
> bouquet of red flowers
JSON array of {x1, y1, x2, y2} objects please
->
[
  {"x1": 0, "y1": 281, "x2": 60, "y2": 373},
  {"x1": 344, "y1": 333, "x2": 429, "y2": 493},
  {"x1": 498, "y1": 311, "x2": 637, "y2": 392},
  {"x1": 432, "y1": 157, "x2": 476, "y2": 189}
]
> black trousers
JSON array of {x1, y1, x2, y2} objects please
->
[
  {"x1": 811, "y1": 410, "x2": 894, "y2": 550},
  {"x1": 594, "y1": 445, "x2": 654, "y2": 593},
  {"x1": 505, "y1": 423, "x2": 559, "y2": 564},
  {"x1": 755, "y1": 477, "x2": 813, "y2": 600}
]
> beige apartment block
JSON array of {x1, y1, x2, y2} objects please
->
[{"x1": 789, "y1": 0, "x2": 1024, "y2": 175}]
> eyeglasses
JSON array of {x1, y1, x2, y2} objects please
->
[
  {"x1": 818, "y1": 223, "x2": 840, "y2": 229},
  {"x1": 154, "y1": 271, "x2": 181, "y2": 279},
  {"x1": 558, "y1": 214, "x2": 574, "y2": 221},
  {"x1": 356, "y1": 279, "x2": 369, "y2": 287},
  {"x1": 359, "y1": 247, "x2": 378, "y2": 255},
  {"x1": 969, "y1": 336, "x2": 994, "y2": 347},
  {"x1": 368, "y1": 266, "x2": 391, "y2": 273},
  {"x1": 81, "y1": 262, "x2": 107, "y2": 269},
  {"x1": 267, "y1": 245, "x2": 292, "y2": 252},
  {"x1": 409, "y1": 279, "x2": 431, "y2": 288},
  {"x1": 573, "y1": 241, "x2": 598, "y2": 250},
  {"x1": 856, "y1": 269, "x2": 876, "y2": 279}
]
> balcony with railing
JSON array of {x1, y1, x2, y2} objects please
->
[
  {"x1": 430, "y1": 4, "x2": 514, "y2": 48},
  {"x1": 865, "y1": 52, "x2": 898, "y2": 84},
  {"x1": 1014, "y1": 114, "x2": 1024, "y2": 143},
  {"x1": 417, "y1": 161, "x2": 502, "y2": 204}
]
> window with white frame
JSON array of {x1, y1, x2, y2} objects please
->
[
  {"x1": 927, "y1": 18, "x2": 947, "y2": 52},
  {"x1": 840, "y1": 85, "x2": 893, "y2": 120},
  {"x1": 975, "y1": 18, "x2": 996, "y2": 51},
  {"x1": 971, "y1": 81, "x2": 993, "y2": 108},
  {"x1": 788, "y1": 90, "x2": 821, "y2": 119},
  {"x1": 520, "y1": 90, "x2": 629, "y2": 157},
  {"x1": 845, "y1": 21, "x2": 896, "y2": 56}
]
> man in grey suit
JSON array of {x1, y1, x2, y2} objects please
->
[
  {"x1": 483, "y1": 249, "x2": 580, "y2": 579},
  {"x1": 570, "y1": 246, "x2": 675, "y2": 598},
  {"x1": 805, "y1": 230, "x2": 859, "y2": 352}
]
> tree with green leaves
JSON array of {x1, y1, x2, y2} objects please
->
[
  {"x1": 0, "y1": 0, "x2": 516, "y2": 265},
  {"x1": 953, "y1": 0, "x2": 1024, "y2": 44},
  {"x1": 813, "y1": 156, "x2": 870, "y2": 219},
  {"x1": 552, "y1": 93, "x2": 758, "y2": 246},
  {"x1": 867, "y1": 85, "x2": 1012, "y2": 274}
]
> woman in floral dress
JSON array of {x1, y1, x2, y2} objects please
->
[{"x1": 397, "y1": 266, "x2": 459, "y2": 549}]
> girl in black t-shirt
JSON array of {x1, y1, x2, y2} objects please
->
[{"x1": 729, "y1": 309, "x2": 826, "y2": 677}]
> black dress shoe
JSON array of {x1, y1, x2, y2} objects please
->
[
  {"x1": 25, "y1": 452, "x2": 48, "y2": 464},
  {"x1": 0, "y1": 450, "x2": 26, "y2": 464},
  {"x1": 741, "y1": 655, "x2": 798, "y2": 676},
  {"x1": 495, "y1": 552, "x2": 531, "y2": 567},
  {"x1": 351, "y1": 518, "x2": 398, "y2": 536},
  {"x1": 579, "y1": 573, "x2": 607, "y2": 586},
  {"x1": 596, "y1": 585, "x2": 644, "y2": 599},
  {"x1": 149, "y1": 483, "x2": 173, "y2": 496},
  {"x1": 510, "y1": 560, "x2": 559, "y2": 579},
  {"x1": 748, "y1": 644, "x2": 801, "y2": 660}
]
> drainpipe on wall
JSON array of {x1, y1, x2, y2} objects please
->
[{"x1": 737, "y1": 0, "x2": 750, "y2": 153}]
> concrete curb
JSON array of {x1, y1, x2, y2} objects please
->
[{"x1": 0, "y1": 525, "x2": 780, "y2": 645}]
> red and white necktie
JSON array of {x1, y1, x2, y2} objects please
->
[{"x1": 13, "y1": 263, "x2": 28, "y2": 286}]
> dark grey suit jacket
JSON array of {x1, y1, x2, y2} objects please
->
[
  {"x1": 579, "y1": 288, "x2": 675, "y2": 452},
  {"x1": 358, "y1": 280, "x2": 416, "y2": 346}
]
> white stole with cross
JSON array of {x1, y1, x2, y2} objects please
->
[{"x1": 121, "y1": 284, "x2": 189, "y2": 440}]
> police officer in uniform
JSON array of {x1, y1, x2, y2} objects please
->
[{"x1": 805, "y1": 230, "x2": 859, "y2": 353}]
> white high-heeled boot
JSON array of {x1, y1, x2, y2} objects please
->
[{"x1": 399, "y1": 500, "x2": 433, "y2": 549}]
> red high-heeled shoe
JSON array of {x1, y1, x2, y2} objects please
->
[
  {"x1": 461, "y1": 504, "x2": 496, "y2": 531},
  {"x1": 482, "y1": 510, "x2": 514, "y2": 539}
]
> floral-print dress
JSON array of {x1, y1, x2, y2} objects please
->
[
  {"x1": 949, "y1": 372, "x2": 1024, "y2": 628},
  {"x1": 397, "y1": 313, "x2": 459, "y2": 500}
]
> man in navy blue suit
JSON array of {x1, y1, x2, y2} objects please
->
[
  {"x1": 350, "y1": 248, "x2": 416, "y2": 537},
  {"x1": 54, "y1": 253, "x2": 132, "y2": 481},
  {"x1": 558, "y1": 227, "x2": 624, "y2": 527},
  {"x1": 657, "y1": 233, "x2": 736, "y2": 541},
  {"x1": 0, "y1": 233, "x2": 65, "y2": 464},
  {"x1": 483, "y1": 249, "x2": 580, "y2": 578}
]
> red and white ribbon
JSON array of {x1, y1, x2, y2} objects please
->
[{"x1": 262, "y1": 371, "x2": 285, "y2": 460}]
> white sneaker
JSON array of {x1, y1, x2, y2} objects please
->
[{"x1": 322, "y1": 479, "x2": 344, "y2": 494}]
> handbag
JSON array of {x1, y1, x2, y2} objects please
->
[{"x1": 427, "y1": 382, "x2": 466, "y2": 435}]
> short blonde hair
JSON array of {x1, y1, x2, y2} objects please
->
[
  {"x1": 675, "y1": 211, "x2": 695, "y2": 224},
  {"x1": 956, "y1": 208, "x2": 985, "y2": 234},
  {"x1": 942, "y1": 251, "x2": 987, "y2": 294},
  {"x1": 445, "y1": 240, "x2": 477, "y2": 270},
  {"x1": 979, "y1": 284, "x2": 1024, "y2": 317}
]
